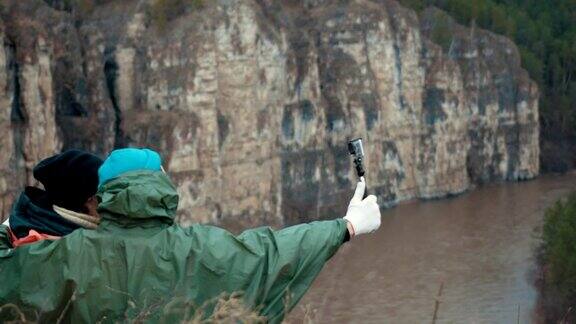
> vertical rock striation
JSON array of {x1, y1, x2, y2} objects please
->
[{"x1": 0, "y1": 0, "x2": 539, "y2": 227}]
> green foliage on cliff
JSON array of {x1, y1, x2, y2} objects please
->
[
  {"x1": 539, "y1": 192, "x2": 576, "y2": 321},
  {"x1": 75, "y1": 0, "x2": 95, "y2": 15},
  {"x1": 60, "y1": 0, "x2": 95, "y2": 15},
  {"x1": 429, "y1": 14, "x2": 452, "y2": 50},
  {"x1": 150, "y1": 0, "x2": 204, "y2": 30},
  {"x1": 399, "y1": 0, "x2": 576, "y2": 172}
]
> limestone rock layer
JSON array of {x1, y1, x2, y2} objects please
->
[{"x1": 0, "y1": 0, "x2": 539, "y2": 227}]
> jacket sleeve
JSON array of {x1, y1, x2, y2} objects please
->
[
  {"x1": 0, "y1": 225, "x2": 14, "y2": 258},
  {"x1": 0, "y1": 233, "x2": 78, "y2": 322},
  {"x1": 185, "y1": 219, "x2": 348, "y2": 323}
]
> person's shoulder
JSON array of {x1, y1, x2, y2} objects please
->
[{"x1": 175, "y1": 223, "x2": 235, "y2": 239}]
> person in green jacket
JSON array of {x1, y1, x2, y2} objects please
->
[{"x1": 0, "y1": 148, "x2": 381, "y2": 323}]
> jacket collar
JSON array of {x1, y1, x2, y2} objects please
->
[
  {"x1": 53, "y1": 205, "x2": 100, "y2": 229},
  {"x1": 9, "y1": 187, "x2": 81, "y2": 238}
]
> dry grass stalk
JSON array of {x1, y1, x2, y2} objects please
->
[{"x1": 0, "y1": 292, "x2": 267, "y2": 324}]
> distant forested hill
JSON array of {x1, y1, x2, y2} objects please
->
[{"x1": 400, "y1": 0, "x2": 576, "y2": 172}]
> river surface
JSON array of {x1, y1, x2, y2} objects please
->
[{"x1": 289, "y1": 173, "x2": 576, "y2": 323}]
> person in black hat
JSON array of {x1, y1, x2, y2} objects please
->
[{"x1": 1, "y1": 149, "x2": 103, "y2": 247}]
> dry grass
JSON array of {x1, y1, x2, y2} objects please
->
[
  {"x1": 0, "y1": 293, "x2": 269, "y2": 324},
  {"x1": 191, "y1": 293, "x2": 266, "y2": 324},
  {"x1": 159, "y1": 292, "x2": 267, "y2": 324},
  {"x1": 0, "y1": 304, "x2": 29, "y2": 324},
  {"x1": 0, "y1": 287, "x2": 321, "y2": 324}
]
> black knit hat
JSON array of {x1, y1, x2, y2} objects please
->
[{"x1": 33, "y1": 149, "x2": 103, "y2": 212}]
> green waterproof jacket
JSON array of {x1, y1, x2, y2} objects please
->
[{"x1": 0, "y1": 171, "x2": 347, "y2": 323}]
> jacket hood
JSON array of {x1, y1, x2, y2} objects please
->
[
  {"x1": 97, "y1": 170, "x2": 179, "y2": 226},
  {"x1": 9, "y1": 187, "x2": 81, "y2": 238}
]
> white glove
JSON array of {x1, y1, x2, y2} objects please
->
[{"x1": 343, "y1": 181, "x2": 381, "y2": 236}]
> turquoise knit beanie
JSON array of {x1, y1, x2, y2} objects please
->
[{"x1": 98, "y1": 148, "x2": 162, "y2": 186}]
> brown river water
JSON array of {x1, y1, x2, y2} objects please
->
[{"x1": 289, "y1": 173, "x2": 576, "y2": 323}]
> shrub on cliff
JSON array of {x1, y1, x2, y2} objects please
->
[
  {"x1": 150, "y1": 0, "x2": 204, "y2": 30},
  {"x1": 429, "y1": 11, "x2": 452, "y2": 51},
  {"x1": 539, "y1": 193, "x2": 576, "y2": 322}
]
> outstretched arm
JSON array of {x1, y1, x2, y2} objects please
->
[
  {"x1": 185, "y1": 181, "x2": 381, "y2": 323},
  {"x1": 187, "y1": 219, "x2": 348, "y2": 323}
]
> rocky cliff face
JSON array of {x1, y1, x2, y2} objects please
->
[{"x1": 0, "y1": 0, "x2": 539, "y2": 227}]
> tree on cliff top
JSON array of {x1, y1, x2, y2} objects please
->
[{"x1": 538, "y1": 193, "x2": 576, "y2": 322}]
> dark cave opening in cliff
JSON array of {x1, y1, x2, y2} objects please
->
[{"x1": 103, "y1": 55, "x2": 125, "y2": 148}]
